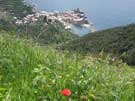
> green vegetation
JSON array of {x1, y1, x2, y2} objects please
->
[
  {"x1": 0, "y1": 32, "x2": 135, "y2": 100},
  {"x1": 0, "y1": 0, "x2": 78, "y2": 45},
  {"x1": 0, "y1": 0, "x2": 33, "y2": 18},
  {"x1": 0, "y1": 17, "x2": 78, "y2": 45},
  {"x1": 0, "y1": 0, "x2": 135, "y2": 100},
  {"x1": 14, "y1": 18, "x2": 78, "y2": 45},
  {"x1": 62, "y1": 24, "x2": 135, "y2": 65}
]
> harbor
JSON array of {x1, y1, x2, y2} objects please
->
[{"x1": 15, "y1": 8, "x2": 96, "y2": 34}]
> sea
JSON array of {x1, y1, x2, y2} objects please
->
[{"x1": 26, "y1": 0, "x2": 135, "y2": 35}]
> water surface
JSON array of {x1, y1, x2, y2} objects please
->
[{"x1": 26, "y1": 0, "x2": 135, "y2": 35}]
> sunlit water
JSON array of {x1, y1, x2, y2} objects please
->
[{"x1": 26, "y1": 0, "x2": 135, "y2": 35}]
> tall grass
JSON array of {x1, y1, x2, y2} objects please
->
[{"x1": 0, "y1": 32, "x2": 135, "y2": 100}]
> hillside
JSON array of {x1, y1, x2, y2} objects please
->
[
  {"x1": 0, "y1": 0, "x2": 135, "y2": 100},
  {"x1": 0, "y1": 31, "x2": 135, "y2": 100},
  {"x1": 0, "y1": 0, "x2": 78, "y2": 45},
  {"x1": 0, "y1": 0, "x2": 33, "y2": 18},
  {"x1": 62, "y1": 24, "x2": 135, "y2": 65}
]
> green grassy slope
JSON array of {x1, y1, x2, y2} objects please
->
[
  {"x1": 0, "y1": 31, "x2": 135, "y2": 100},
  {"x1": 0, "y1": 1, "x2": 135, "y2": 100},
  {"x1": 62, "y1": 24, "x2": 135, "y2": 65}
]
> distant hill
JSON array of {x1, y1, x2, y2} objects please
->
[{"x1": 62, "y1": 24, "x2": 135, "y2": 65}]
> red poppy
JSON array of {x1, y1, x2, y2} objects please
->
[{"x1": 61, "y1": 89, "x2": 71, "y2": 97}]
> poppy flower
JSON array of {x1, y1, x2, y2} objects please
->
[{"x1": 61, "y1": 89, "x2": 71, "y2": 97}]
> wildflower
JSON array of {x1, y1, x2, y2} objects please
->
[
  {"x1": 81, "y1": 95, "x2": 87, "y2": 100},
  {"x1": 52, "y1": 80, "x2": 56, "y2": 85},
  {"x1": 61, "y1": 89, "x2": 71, "y2": 96},
  {"x1": 89, "y1": 93, "x2": 96, "y2": 100}
]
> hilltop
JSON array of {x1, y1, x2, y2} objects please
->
[{"x1": 62, "y1": 24, "x2": 135, "y2": 65}]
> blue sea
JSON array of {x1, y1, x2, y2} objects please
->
[{"x1": 26, "y1": 0, "x2": 135, "y2": 35}]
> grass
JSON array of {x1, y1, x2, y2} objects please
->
[
  {"x1": 0, "y1": 31, "x2": 135, "y2": 100},
  {"x1": 0, "y1": 0, "x2": 135, "y2": 100}
]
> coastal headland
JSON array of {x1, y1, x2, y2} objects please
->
[{"x1": 15, "y1": 8, "x2": 96, "y2": 33}]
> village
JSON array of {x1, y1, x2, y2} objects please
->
[{"x1": 15, "y1": 8, "x2": 96, "y2": 32}]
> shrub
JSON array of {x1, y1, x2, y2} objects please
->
[{"x1": 0, "y1": 32, "x2": 135, "y2": 100}]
